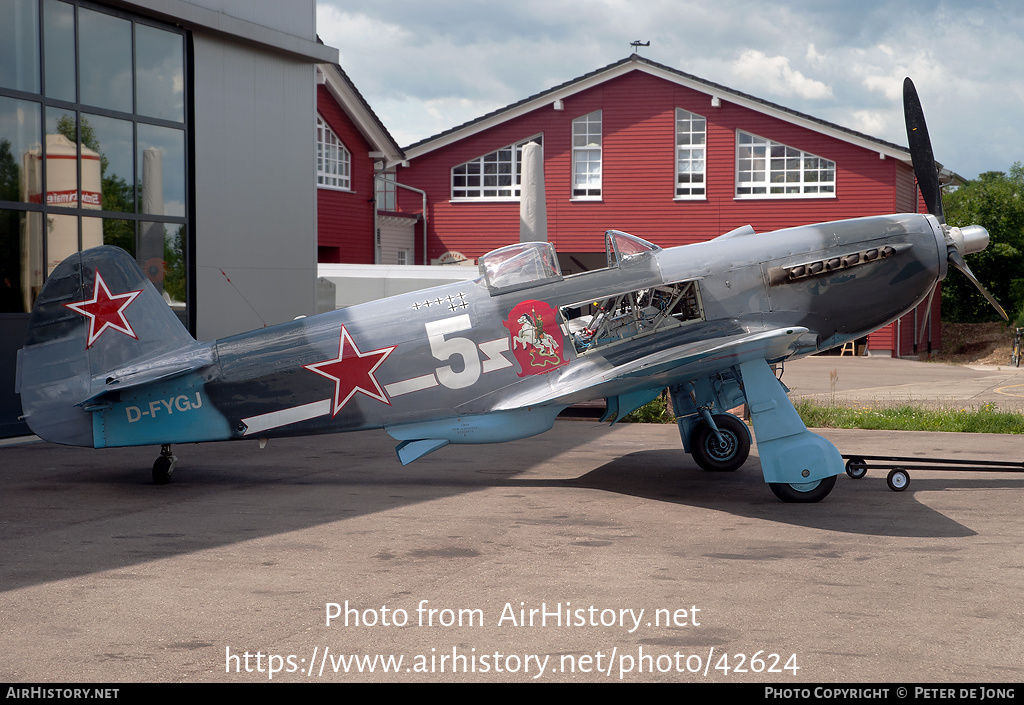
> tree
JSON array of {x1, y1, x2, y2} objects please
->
[
  {"x1": 53, "y1": 115, "x2": 137, "y2": 255},
  {"x1": 0, "y1": 139, "x2": 20, "y2": 202},
  {"x1": 163, "y1": 224, "x2": 187, "y2": 304},
  {"x1": 941, "y1": 164, "x2": 1024, "y2": 323}
]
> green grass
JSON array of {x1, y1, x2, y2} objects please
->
[
  {"x1": 794, "y1": 398, "x2": 1024, "y2": 434},
  {"x1": 621, "y1": 393, "x2": 675, "y2": 423},
  {"x1": 620, "y1": 395, "x2": 1024, "y2": 434}
]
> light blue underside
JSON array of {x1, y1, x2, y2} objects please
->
[
  {"x1": 386, "y1": 406, "x2": 565, "y2": 464},
  {"x1": 92, "y1": 375, "x2": 231, "y2": 448},
  {"x1": 739, "y1": 358, "x2": 844, "y2": 484}
]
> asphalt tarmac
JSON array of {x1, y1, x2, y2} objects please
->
[
  {"x1": 784, "y1": 354, "x2": 1024, "y2": 411},
  {"x1": 2, "y1": 357, "x2": 1023, "y2": 683}
]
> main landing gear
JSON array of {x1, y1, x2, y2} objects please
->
[
  {"x1": 678, "y1": 361, "x2": 845, "y2": 503},
  {"x1": 688, "y1": 411, "x2": 837, "y2": 501},
  {"x1": 690, "y1": 413, "x2": 750, "y2": 472},
  {"x1": 768, "y1": 475, "x2": 837, "y2": 503},
  {"x1": 153, "y1": 444, "x2": 177, "y2": 484}
]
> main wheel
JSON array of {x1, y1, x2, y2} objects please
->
[
  {"x1": 845, "y1": 457, "x2": 868, "y2": 479},
  {"x1": 769, "y1": 474, "x2": 837, "y2": 503},
  {"x1": 691, "y1": 414, "x2": 750, "y2": 472}
]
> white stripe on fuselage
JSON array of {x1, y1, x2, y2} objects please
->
[
  {"x1": 384, "y1": 373, "x2": 438, "y2": 397},
  {"x1": 241, "y1": 399, "x2": 331, "y2": 436}
]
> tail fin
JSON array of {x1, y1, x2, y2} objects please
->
[{"x1": 17, "y1": 246, "x2": 199, "y2": 446}]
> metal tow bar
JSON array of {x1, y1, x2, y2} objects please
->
[{"x1": 841, "y1": 454, "x2": 1024, "y2": 492}]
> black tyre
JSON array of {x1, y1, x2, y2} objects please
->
[
  {"x1": 845, "y1": 457, "x2": 867, "y2": 479},
  {"x1": 691, "y1": 414, "x2": 750, "y2": 472},
  {"x1": 769, "y1": 474, "x2": 837, "y2": 503},
  {"x1": 886, "y1": 468, "x2": 910, "y2": 492},
  {"x1": 153, "y1": 456, "x2": 174, "y2": 485}
]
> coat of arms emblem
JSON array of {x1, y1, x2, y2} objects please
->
[{"x1": 503, "y1": 300, "x2": 569, "y2": 377}]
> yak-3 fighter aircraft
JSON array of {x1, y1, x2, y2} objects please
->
[{"x1": 16, "y1": 79, "x2": 1005, "y2": 502}]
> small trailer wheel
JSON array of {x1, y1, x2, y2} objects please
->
[
  {"x1": 886, "y1": 468, "x2": 910, "y2": 492},
  {"x1": 845, "y1": 457, "x2": 868, "y2": 479}
]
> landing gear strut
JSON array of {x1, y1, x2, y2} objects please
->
[{"x1": 153, "y1": 444, "x2": 176, "y2": 484}]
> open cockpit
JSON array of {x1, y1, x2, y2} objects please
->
[
  {"x1": 565, "y1": 231, "x2": 705, "y2": 354},
  {"x1": 477, "y1": 230, "x2": 706, "y2": 355}
]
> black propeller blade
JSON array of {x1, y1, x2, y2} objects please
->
[
  {"x1": 948, "y1": 249, "x2": 1009, "y2": 321},
  {"x1": 904, "y1": 77, "x2": 1008, "y2": 322},
  {"x1": 903, "y1": 77, "x2": 945, "y2": 224}
]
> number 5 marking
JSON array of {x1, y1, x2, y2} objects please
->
[{"x1": 425, "y1": 315, "x2": 481, "y2": 389}]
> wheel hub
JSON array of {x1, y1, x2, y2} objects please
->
[{"x1": 707, "y1": 432, "x2": 736, "y2": 460}]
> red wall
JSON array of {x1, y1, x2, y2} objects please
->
[
  {"x1": 398, "y1": 70, "x2": 917, "y2": 262},
  {"x1": 317, "y1": 84, "x2": 376, "y2": 264}
]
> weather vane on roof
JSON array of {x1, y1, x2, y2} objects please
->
[{"x1": 630, "y1": 40, "x2": 650, "y2": 54}]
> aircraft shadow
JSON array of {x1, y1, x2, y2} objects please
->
[
  {"x1": 0, "y1": 430, "x2": 582, "y2": 592},
  {"x1": 530, "y1": 448, "x2": 1003, "y2": 539},
  {"x1": 3, "y1": 427, "x2": 1014, "y2": 593}
]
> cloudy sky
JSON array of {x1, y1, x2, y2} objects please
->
[{"x1": 316, "y1": 0, "x2": 1023, "y2": 180}]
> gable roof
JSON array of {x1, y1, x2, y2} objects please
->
[
  {"x1": 318, "y1": 60, "x2": 404, "y2": 162},
  {"x1": 402, "y1": 54, "x2": 916, "y2": 168}
]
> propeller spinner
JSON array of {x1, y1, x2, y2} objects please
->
[{"x1": 903, "y1": 77, "x2": 1008, "y2": 322}]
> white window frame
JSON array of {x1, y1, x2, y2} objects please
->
[
  {"x1": 317, "y1": 115, "x2": 351, "y2": 190},
  {"x1": 376, "y1": 170, "x2": 396, "y2": 210},
  {"x1": 735, "y1": 131, "x2": 835, "y2": 198},
  {"x1": 675, "y1": 108, "x2": 706, "y2": 199},
  {"x1": 572, "y1": 110, "x2": 602, "y2": 199},
  {"x1": 450, "y1": 135, "x2": 543, "y2": 201}
]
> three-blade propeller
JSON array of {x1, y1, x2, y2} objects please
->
[{"x1": 903, "y1": 77, "x2": 1008, "y2": 327}]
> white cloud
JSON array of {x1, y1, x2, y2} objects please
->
[
  {"x1": 316, "y1": 5, "x2": 414, "y2": 55},
  {"x1": 315, "y1": 0, "x2": 1024, "y2": 178},
  {"x1": 848, "y1": 109, "x2": 893, "y2": 138},
  {"x1": 862, "y1": 74, "x2": 903, "y2": 102},
  {"x1": 730, "y1": 50, "x2": 833, "y2": 100}
]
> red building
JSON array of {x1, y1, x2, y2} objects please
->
[
  {"x1": 321, "y1": 55, "x2": 943, "y2": 356},
  {"x1": 316, "y1": 62, "x2": 407, "y2": 265}
]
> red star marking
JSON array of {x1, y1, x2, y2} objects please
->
[
  {"x1": 64, "y1": 270, "x2": 143, "y2": 348},
  {"x1": 304, "y1": 325, "x2": 396, "y2": 415}
]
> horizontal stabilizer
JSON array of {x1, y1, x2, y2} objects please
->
[{"x1": 78, "y1": 345, "x2": 216, "y2": 407}]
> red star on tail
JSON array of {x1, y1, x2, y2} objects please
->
[
  {"x1": 304, "y1": 326, "x2": 395, "y2": 416},
  {"x1": 65, "y1": 270, "x2": 143, "y2": 348}
]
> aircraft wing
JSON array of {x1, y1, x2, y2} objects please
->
[{"x1": 488, "y1": 326, "x2": 810, "y2": 411}]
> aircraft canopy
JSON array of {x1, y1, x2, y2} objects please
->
[{"x1": 480, "y1": 241, "x2": 562, "y2": 294}]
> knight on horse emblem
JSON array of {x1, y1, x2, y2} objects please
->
[{"x1": 503, "y1": 300, "x2": 569, "y2": 377}]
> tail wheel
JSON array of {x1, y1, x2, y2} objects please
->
[
  {"x1": 691, "y1": 414, "x2": 750, "y2": 472},
  {"x1": 152, "y1": 456, "x2": 174, "y2": 484},
  {"x1": 153, "y1": 445, "x2": 176, "y2": 485},
  {"x1": 769, "y1": 475, "x2": 837, "y2": 503}
]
